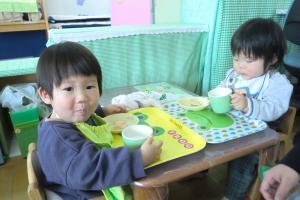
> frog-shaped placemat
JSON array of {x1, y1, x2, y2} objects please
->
[
  {"x1": 163, "y1": 102, "x2": 267, "y2": 143},
  {"x1": 112, "y1": 107, "x2": 206, "y2": 168}
]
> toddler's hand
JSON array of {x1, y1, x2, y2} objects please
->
[
  {"x1": 231, "y1": 90, "x2": 248, "y2": 113},
  {"x1": 103, "y1": 104, "x2": 128, "y2": 115},
  {"x1": 141, "y1": 136, "x2": 163, "y2": 166}
]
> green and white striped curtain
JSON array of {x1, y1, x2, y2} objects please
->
[
  {"x1": 80, "y1": 32, "x2": 208, "y2": 92},
  {"x1": 182, "y1": 0, "x2": 294, "y2": 95}
]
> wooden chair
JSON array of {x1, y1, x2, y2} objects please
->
[
  {"x1": 27, "y1": 143, "x2": 105, "y2": 200},
  {"x1": 276, "y1": 106, "x2": 297, "y2": 160},
  {"x1": 247, "y1": 106, "x2": 297, "y2": 200},
  {"x1": 27, "y1": 143, "x2": 46, "y2": 200}
]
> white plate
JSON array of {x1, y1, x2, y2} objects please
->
[
  {"x1": 177, "y1": 96, "x2": 209, "y2": 111},
  {"x1": 104, "y1": 113, "x2": 139, "y2": 134}
]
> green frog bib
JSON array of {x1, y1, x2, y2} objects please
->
[{"x1": 76, "y1": 113, "x2": 132, "y2": 200}]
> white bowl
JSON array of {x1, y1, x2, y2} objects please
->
[{"x1": 122, "y1": 125, "x2": 153, "y2": 149}]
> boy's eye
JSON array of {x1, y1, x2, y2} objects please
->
[
  {"x1": 86, "y1": 85, "x2": 96, "y2": 89},
  {"x1": 63, "y1": 87, "x2": 73, "y2": 91}
]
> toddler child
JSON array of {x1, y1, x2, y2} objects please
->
[
  {"x1": 36, "y1": 41, "x2": 163, "y2": 200},
  {"x1": 220, "y1": 18, "x2": 293, "y2": 200}
]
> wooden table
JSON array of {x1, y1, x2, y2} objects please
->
[{"x1": 101, "y1": 83, "x2": 279, "y2": 200}]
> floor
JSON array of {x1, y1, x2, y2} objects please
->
[
  {"x1": 0, "y1": 156, "x2": 27, "y2": 200},
  {"x1": 0, "y1": 155, "x2": 227, "y2": 200},
  {"x1": 169, "y1": 166, "x2": 227, "y2": 200},
  {"x1": 1, "y1": 116, "x2": 299, "y2": 200}
]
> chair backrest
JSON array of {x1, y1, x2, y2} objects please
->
[
  {"x1": 284, "y1": 0, "x2": 300, "y2": 45},
  {"x1": 27, "y1": 143, "x2": 46, "y2": 200},
  {"x1": 26, "y1": 143, "x2": 105, "y2": 200},
  {"x1": 277, "y1": 106, "x2": 297, "y2": 137},
  {"x1": 277, "y1": 106, "x2": 297, "y2": 160}
]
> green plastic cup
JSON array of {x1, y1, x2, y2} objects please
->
[
  {"x1": 208, "y1": 87, "x2": 232, "y2": 113},
  {"x1": 122, "y1": 125, "x2": 153, "y2": 149}
]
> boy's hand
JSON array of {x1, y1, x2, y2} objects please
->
[
  {"x1": 231, "y1": 90, "x2": 248, "y2": 113},
  {"x1": 140, "y1": 136, "x2": 163, "y2": 166},
  {"x1": 103, "y1": 104, "x2": 128, "y2": 116}
]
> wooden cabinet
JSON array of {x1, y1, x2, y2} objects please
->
[
  {"x1": 0, "y1": 0, "x2": 48, "y2": 34},
  {"x1": 0, "y1": 20, "x2": 47, "y2": 32}
]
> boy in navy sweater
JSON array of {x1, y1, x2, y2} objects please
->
[{"x1": 36, "y1": 41, "x2": 163, "y2": 199}]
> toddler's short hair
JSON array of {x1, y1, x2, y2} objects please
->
[
  {"x1": 231, "y1": 18, "x2": 287, "y2": 70},
  {"x1": 37, "y1": 41, "x2": 102, "y2": 98}
]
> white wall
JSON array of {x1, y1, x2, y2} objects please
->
[{"x1": 45, "y1": 0, "x2": 110, "y2": 17}]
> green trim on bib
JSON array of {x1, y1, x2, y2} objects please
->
[
  {"x1": 76, "y1": 113, "x2": 112, "y2": 148},
  {"x1": 76, "y1": 113, "x2": 132, "y2": 200}
]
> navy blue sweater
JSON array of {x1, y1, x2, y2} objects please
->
[{"x1": 37, "y1": 108, "x2": 145, "y2": 199}]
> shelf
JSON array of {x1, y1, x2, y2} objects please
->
[{"x1": 0, "y1": 20, "x2": 47, "y2": 32}]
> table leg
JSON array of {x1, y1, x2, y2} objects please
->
[{"x1": 132, "y1": 184, "x2": 168, "y2": 200}]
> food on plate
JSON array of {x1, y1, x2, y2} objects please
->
[
  {"x1": 104, "y1": 113, "x2": 139, "y2": 134},
  {"x1": 113, "y1": 120, "x2": 128, "y2": 130},
  {"x1": 180, "y1": 98, "x2": 203, "y2": 107},
  {"x1": 177, "y1": 96, "x2": 209, "y2": 111}
]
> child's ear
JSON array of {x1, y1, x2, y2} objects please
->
[
  {"x1": 38, "y1": 87, "x2": 52, "y2": 105},
  {"x1": 270, "y1": 56, "x2": 278, "y2": 65}
]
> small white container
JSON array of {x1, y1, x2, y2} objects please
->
[{"x1": 122, "y1": 125, "x2": 153, "y2": 149}]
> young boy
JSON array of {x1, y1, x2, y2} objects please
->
[
  {"x1": 220, "y1": 18, "x2": 293, "y2": 200},
  {"x1": 36, "y1": 41, "x2": 163, "y2": 199}
]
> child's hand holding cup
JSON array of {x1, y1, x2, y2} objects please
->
[
  {"x1": 121, "y1": 125, "x2": 163, "y2": 166},
  {"x1": 140, "y1": 136, "x2": 163, "y2": 166},
  {"x1": 208, "y1": 87, "x2": 232, "y2": 113}
]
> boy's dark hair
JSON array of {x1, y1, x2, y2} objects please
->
[
  {"x1": 231, "y1": 18, "x2": 287, "y2": 70},
  {"x1": 36, "y1": 41, "x2": 102, "y2": 98}
]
